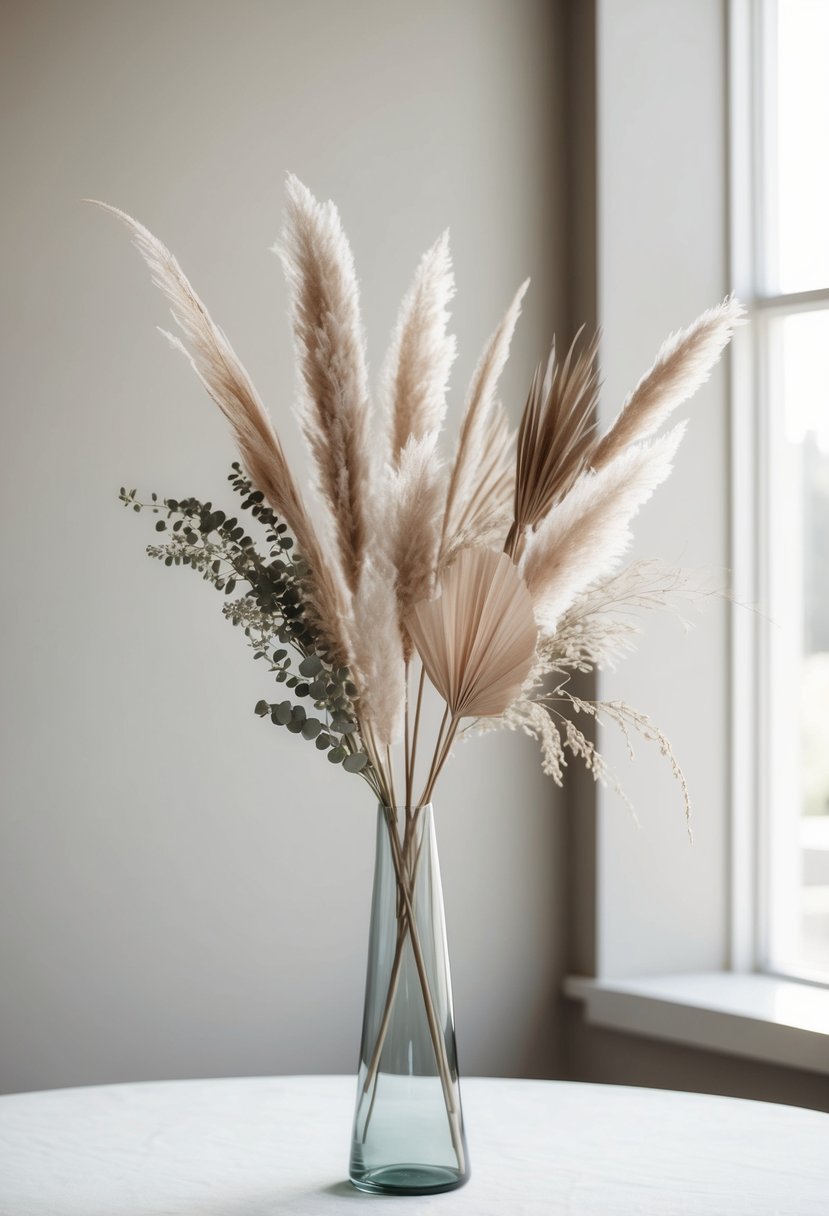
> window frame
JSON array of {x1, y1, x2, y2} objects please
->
[{"x1": 730, "y1": 0, "x2": 829, "y2": 986}]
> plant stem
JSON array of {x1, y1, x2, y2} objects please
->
[
  {"x1": 360, "y1": 809, "x2": 428, "y2": 1130},
  {"x1": 380, "y1": 807, "x2": 466, "y2": 1172},
  {"x1": 418, "y1": 715, "x2": 460, "y2": 808},
  {"x1": 407, "y1": 665, "x2": 426, "y2": 808},
  {"x1": 403, "y1": 663, "x2": 412, "y2": 811},
  {"x1": 419, "y1": 704, "x2": 449, "y2": 810}
]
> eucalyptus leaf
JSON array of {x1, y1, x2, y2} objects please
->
[{"x1": 299, "y1": 654, "x2": 323, "y2": 677}]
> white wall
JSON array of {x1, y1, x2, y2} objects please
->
[{"x1": 0, "y1": 0, "x2": 568, "y2": 1092}]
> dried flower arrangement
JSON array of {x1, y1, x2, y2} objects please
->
[{"x1": 95, "y1": 178, "x2": 742, "y2": 1192}]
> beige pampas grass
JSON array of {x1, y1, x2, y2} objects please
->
[
  {"x1": 506, "y1": 330, "x2": 600, "y2": 560},
  {"x1": 276, "y1": 175, "x2": 372, "y2": 594},
  {"x1": 382, "y1": 232, "x2": 456, "y2": 465},
  {"x1": 441, "y1": 281, "x2": 528, "y2": 552},
  {"x1": 406, "y1": 547, "x2": 538, "y2": 719},
  {"x1": 92, "y1": 201, "x2": 351, "y2": 665},
  {"x1": 522, "y1": 424, "x2": 686, "y2": 631},
  {"x1": 592, "y1": 296, "x2": 744, "y2": 470},
  {"x1": 382, "y1": 436, "x2": 445, "y2": 640},
  {"x1": 351, "y1": 554, "x2": 406, "y2": 748}
]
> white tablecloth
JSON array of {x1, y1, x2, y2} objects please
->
[{"x1": 0, "y1": 1075, "x2": 826, "y2": 1215}]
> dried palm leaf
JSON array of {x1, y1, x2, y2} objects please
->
[
  {"x1": 522, "y1": 424, "x2": 686, "y2": 631},
  {"x1": 507, "y1": 329, "x2": 600, "y2": 560},
  {"x1": 441, "y1": 280, "x2": 529, "y2": 552},
  {"x1": 592, "y1": 296, "x2": 744, "y2": 470},
  {"x1": 382, "y1": 231, "x2": 456, "y2": 465},
  {"x1": 91, "y1": 201, "x2": 351, "y2": 664},
  {"x1": 276, "y1": 175, "x2": 371, "y2": 594},
  {"x1": 406, "y1": 547, "x2": 538, "y2": 719}
]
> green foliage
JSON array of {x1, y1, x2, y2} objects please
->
[{"x1": 120, "y1": 465, "x2": 369, "y2": 779}]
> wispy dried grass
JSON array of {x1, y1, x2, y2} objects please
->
[
  {"x1": 521, "y1": 424, "x2": 686, "y2": 631},
  {"x1": 92, "y1": 200, "x2": 351, "y2": 665},
  {"x1": 506, "y1": 330, "x2": 600, "y2": 560},
  {"x1": 276, "y1": 175, "x2": 371, "y2": 594},
  {"x1": 382, "y1": 232, "x2": 455, "y2": 465},
  {"x1": 406, "y1": 547, "x2": 538, "y2": 719},
  {"x1": 442, "y1": 281, "x2": 528, "y2": 553},
  {"x1": 592, "y1": 296, "x2": 744, "y2": 470}
]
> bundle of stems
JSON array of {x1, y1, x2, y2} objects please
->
[{"x1": 99, "y1": 178, "x2": 743, "y2": 1170}]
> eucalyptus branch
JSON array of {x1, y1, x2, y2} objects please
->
[{"x1": 121, "y1": 467, "x2": 372, "y2": 780}]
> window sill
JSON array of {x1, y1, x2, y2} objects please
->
[{"x1": 564, "y1": 972, "x2": 829, "y2": 1076}]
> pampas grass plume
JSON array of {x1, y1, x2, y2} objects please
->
[
  {"x1": 522, "y1": 423, "x2": 687, "y2": 630},
  {"x1": 593, "y1": 296, "x2": 744, "y2": 469},
  {"x1": 90, "y1": 200, "x2": 351, "y2": 665},
  {"x1": 276, "y1": 175, "x2": 372, "y2": 595}
]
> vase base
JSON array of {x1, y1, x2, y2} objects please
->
[{"x1": 349, "y1": 1163, "x2": 469, "y2": 1195}]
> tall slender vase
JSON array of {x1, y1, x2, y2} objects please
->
[{"x1": 349, "y1": 804, "x2": 470, "y2": 1195}]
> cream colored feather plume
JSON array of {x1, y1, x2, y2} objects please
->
[
  {"x1": 522, "y1": 424, "x2": 687, "y2": 631},
  {"x1": 276, "y1": 175, "x2": 371, "y2": 594},
  {"x1": 406, "y1": 547, "x2": 538, "y2": 719},
  {"x1": 351, "y1": 554, "x2": 406, "y2": 747},
  {"x1": 91, "y1": 200, "x2": 351, "y2": 665},
  {"x1": 382, "y1": 231, "x2": 456, "y2": 465},
  {"x1": 441, "y1": 280, "x2": 529, "y2": 550},
  {"x1": 592, "y1": 296, "x2": 744, "y2": 470},
  {"x1": 382, "y1": 436, "x2": 445, "y2": 632}
]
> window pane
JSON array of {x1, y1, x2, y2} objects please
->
[
  {"x1": 772, "y1": 0, "x2": 829, "y2": 293},
  {"x1": 767, "y1": 310, "x2": 829, "y2": 980}
]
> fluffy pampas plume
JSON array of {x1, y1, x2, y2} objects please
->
[
  {"x1": 381, "y1": 436, "x2": 446, "y2": 643},
  {"x1": 406, "y1": 547, "x2": 538, "y2": 719},
  {"x1": 90, "y1": 200, "x2": 351, "y2": 666},
  {"x1": 521, "y1": 424, "x2": 687, "y2": 631},
  {"x1": 382, "y1": 231, "x2": 456, "y2": 465},
  {"x1": 276, "y1": 175, "x2": 372, "y2": 595},
  {"x1": 351, "y1": 554, "x2": 406, "y2": 748},
  {"x1": 592, "y1": 296, "x2": 744, "y2": 470}
]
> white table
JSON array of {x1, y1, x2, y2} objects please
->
[{"x1": 0, "y1": 1075, "x2": 826, "y2": 1214}]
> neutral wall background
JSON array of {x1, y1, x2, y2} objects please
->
[{"x1": 0, "y1": 0, "x2": 569, "y2": 1093}]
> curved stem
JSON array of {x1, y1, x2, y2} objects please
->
[
  {"x1": 380, "y1": 809, "x2": 466, "y2": 1172},
  {"x1": 418, "y1": 715, "x2": 459, "y2": 808},
  {"x1": 407, "y1": 665, "x2": 426, "y2": 808}
]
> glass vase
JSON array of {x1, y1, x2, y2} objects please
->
[{"x1": 349, "y1": 804, "x2": 470, "y2": 1195}]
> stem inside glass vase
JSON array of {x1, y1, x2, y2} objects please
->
[{"x1": 349, "y1": 804, "x2": 469, "y2": 1195}]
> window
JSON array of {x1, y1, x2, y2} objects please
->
[{"x1": 739, "y1": 0, "x2": 829, "y2": 983}]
